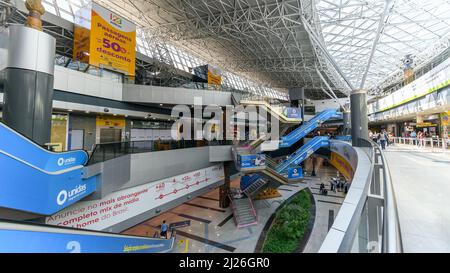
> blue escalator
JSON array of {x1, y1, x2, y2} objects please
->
[
  {"x1": 275, "y1": 136, "x2": 330, "y2": 173},
  {"x1": 0, "y1": 220, "x2": 175, "y2": 253},
  {"x1": 280, "y1": 109, "x2": 342, "y2": 148},
  {"x1": 0, "y1": 122, "x2": 98, "y2": 215}
]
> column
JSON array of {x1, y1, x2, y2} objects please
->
[
  {"x1": 343, "y1": 110, "x2": 352, "y2": 136},
  {"x1": 351, "y1": 89, "x2": 369, "y2": 147},
  {"x1": 3, "y1": 8, "x2": 56, "y2": 145},
  {"x1": 219, "y1": 161, "x2": 232, "y2": 209}
]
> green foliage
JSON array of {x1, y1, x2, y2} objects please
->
[{"x1": 262, "y1": 190, "x2": 312, "y2": 253}]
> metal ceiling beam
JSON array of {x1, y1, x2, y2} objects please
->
[
  {"x1": 300, "y1": 13, "x2": 355, "y2": 93},
  {"x1": 360, "y1": 0, "x2": 395, "y2": 89}
]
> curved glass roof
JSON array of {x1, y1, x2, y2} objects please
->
[
  {"x1": 316, "y1": 0, "x2": 450, "y2": 94},
  {"x1": 10, "y1": 0, "x2": 450, "y2": 99}
]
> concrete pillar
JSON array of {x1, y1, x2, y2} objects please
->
[
  {"x1": 343, "y1": 110, "x2": 351, "y2": 136},
  {"x1": 3, "y1": 25, "x2": 56, "y2": 145},
  {"x1": 219, "y1": 161, "x2": 232, "y2": 209},
  {"x1": 351, "y1": 89, "x2": 369, "y2": 147}
]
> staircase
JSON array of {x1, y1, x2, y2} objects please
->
[
  {"x1": 231, "y1": 197, "x2": 258, "y2": 229},
  {"x1": 243, "y1": 178, "x2": 268, "y2": 197}
]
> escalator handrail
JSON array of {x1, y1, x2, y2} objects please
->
[
  {"x1": 275, "y1": 136, "x2": 329, "y2": 173},
  {"x1": 0, "y1": 122, "x2": 89, "y2": 168},
  {"x1": 0, "y1": 149, "x2": 84, "y2": 175},
  {"x1": 282, "y1": 109, "x2": 337, "y2": 143}
]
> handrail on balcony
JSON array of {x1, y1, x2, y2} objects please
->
[{"x1": 319, "y1": 138, "x2": 403, "y2": 253}]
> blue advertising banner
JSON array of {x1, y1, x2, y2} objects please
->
[
  {"x1": 0, "y1": 151, "x2": 97, "y2": 214},
  {"x1": 0, "y1": 229, "x2": 174, "y2": 253},
  {"x1": 288, "y1": 167, "x2": 303, "y2": 180},
  {"x1": 0, "y1": 122, "x2": 97, "y2": 215},
  {"x1": 239, "y1": 154, "x2": 266, "y2": 170},
  {"x1": 0, "y1": 122, "x2": 89, "y2": 173},
  {"x1": 286, "y1": 107, "x2": 302, "y2": 119}
]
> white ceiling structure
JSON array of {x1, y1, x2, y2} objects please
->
[
  {"x1": 94, "y1": 0, "x2": 353, "y2": 99},
  {"x1": 4, "y1": 0, "x2": 450, "y2": 100},
  {"x1": 316, "y1": 0, "x2": 450, "y2": 96}
]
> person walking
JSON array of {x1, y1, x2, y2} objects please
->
[
  {"x1": 379, "y1": 130, "x2": 387, "y2": 150},
  {"x1": 160, "y1": 220, "x2": 169, "y2": 239},
  {"x1": 411, "y1": 131, "x2": 417, "y2": 145}
]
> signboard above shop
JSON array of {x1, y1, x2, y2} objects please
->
[{"x1": 73, "y1": 2, "x2": 136, "y2": 76}]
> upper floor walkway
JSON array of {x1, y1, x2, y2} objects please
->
[{"x1": 384, "y1": 144, "x2": 450, "y2": 252}]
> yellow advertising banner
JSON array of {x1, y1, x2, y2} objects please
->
[
  {"x1": 441, "y1": 111, "x2": 450, "y2": 126},
  {"x1": 90, "y1": 3, "x2": 136, "y2": 76},
  {"x1": 73, "y1": 2, "x2": 136, "y2": 76},
  {"x1": 329, "y1": 152, "x2": 354, "y2": 182},
  {"x1": 96, "y1": 116, "x2": 126, "y2": 128},
  {"x1": 73, "y1": 25, "x2": 91, "y2": 63},
  {"x1": 207, "y1": 65, "x2": 222, "y2": 85}
]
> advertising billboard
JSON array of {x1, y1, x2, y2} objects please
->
[
  {"x1": 329, "y1": 141, "x2": 358, "y2": 182},
  {"x1": 45, "y1": 164, "x2": 225, "y2": 231},
  {"x1": 286, "y1": 107, "x2": 302, "y2": 119},
  {"x1": 288, "y1": 167, "x2": 303, "y2": 180},
  {"x1": 73, "y1": 2, "x2": 136, "y2": 76},
  {"x1": 238, "y1": 154, "x2": 266, "y2": 170},
  {"x1": 207, "y1": 65, "x2": 222, "y2": 85}
]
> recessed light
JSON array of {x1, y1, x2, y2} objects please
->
[
  {"x1": 68, "y1": 109, "x2": 73, "y2": 112},
  {"x1": 160, "y1": 104, "x2": 163, "y2": 106}
]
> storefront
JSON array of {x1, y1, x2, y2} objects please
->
[
  {"x1": 416, "y1": 114, "x2": 440, "y2": 137},
  {"x1": 95, "y1": 115, "x2": 127, "y2": 144}
]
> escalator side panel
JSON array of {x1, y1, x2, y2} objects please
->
[
  {"x1": 0, "y1": 122, "x2": 89, "y2": 172},
  {"x1": 0, "y1": 152, "x2": 97, "y2": 215},
  {"x1": 0, "y1": 225, "x2": 174, "y2": 253}
]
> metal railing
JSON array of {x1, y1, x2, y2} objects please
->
[
  {"x1": 319, "y1": 139, "x2": 403, "y2": 253},
  {"x1": 393, "y1": 137, "x2": 449, "y2": 151},
  {"x1": 87, "y1": 139, "x2": 232, "y2": 165}
]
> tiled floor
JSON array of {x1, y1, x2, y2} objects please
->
[
  {"x1": 303, "y1": 168, "x2": 347, "y2": 253},
  {"x1": 122, "y1": 166, "x2": 344, "y2": 253},
  {"x1": 384, "y1": 145, "x2": 450, "y2": 253}
]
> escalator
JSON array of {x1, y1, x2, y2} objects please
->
[
  {"x1": 275, "y1": 137, "x2": 331, "y2": 173},
  {"x1": 239, "y1": 99, "x2": 303, "y2": 124},
  {"x1": 0, "y1": 220, "x2": 175, "y2": 253},
  {"x1": 237, "y1": 137, "x2": 331, "y2": 185},
  {"x1": 0, "y1": 122, "x2": 99, "y2": 216},
  {"x1": 279, "y1": 109, "x2": 342, "y2": 148}
]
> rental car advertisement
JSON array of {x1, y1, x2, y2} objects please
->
[{"x1": 0, "y1": 122, "x2": 97, "y2": 215}]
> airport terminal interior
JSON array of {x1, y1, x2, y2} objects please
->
[{"x1": 0, "y1": 0, "x2": 450, "y2": 254}]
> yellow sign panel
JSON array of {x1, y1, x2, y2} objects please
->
[
  {"x1": 329, "y1": 152, "x2": 354, "y2": 182},
  {"x1": 90, "y1": 3, "x2": 136, "y2": 76},
  {"x1": 207, "y1": 72, "x2": 222, "y2": 85},
  {"x1": 441, "y1": 111, "x2": 450, "y2": 126},
  {"x1": 73, "y1": 2, "x2": 136, "y2": 76},
  {"x1": 73, "y1": 25, "x2": 91, "y2": 63},
  {"x1": 207, "y1": 65, "x2": 222, "y2": 85},
  {"x1": 96, "y1": 116, "x2": 126, "y2": 128},
  {"x1": 416, "y1": 122, "x2": 438, "y2": 128}
]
